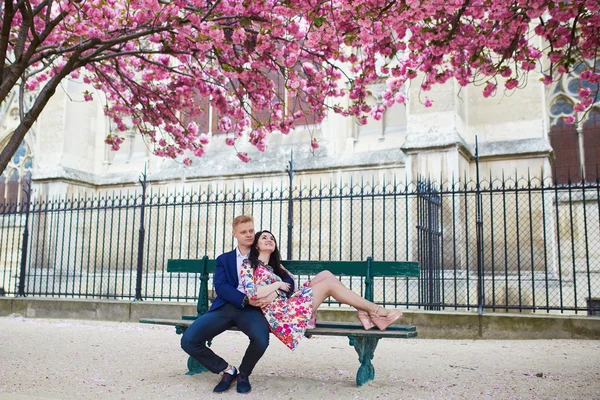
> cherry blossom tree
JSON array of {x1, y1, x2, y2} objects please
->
[{"x1": 0, "y1": 0, "x2": 598, "y2": 174}]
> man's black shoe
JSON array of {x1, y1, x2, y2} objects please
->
[
  {"x1": 213, "y1": 370, "x2": 238, "y2": 393},
  {"x1": 237, "y1": 373, "x2": 252, "y2": 394}
]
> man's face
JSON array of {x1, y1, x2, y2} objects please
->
[{"x1": 233, "y1": 221, "x2": 255, "y2": 248}]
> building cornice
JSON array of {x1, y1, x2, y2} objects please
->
[{"x1": 32, "y1": 147, "x2": 406, "y2": 187}]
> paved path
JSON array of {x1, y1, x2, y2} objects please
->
[{"x1": 0, "y1": 315, "x2": 599, "y2": 399}]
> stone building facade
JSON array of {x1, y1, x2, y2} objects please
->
[{"x1": 0, "y1": 67, "x2": 599, "y2": 313}]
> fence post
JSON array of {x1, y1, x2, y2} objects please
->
[
  {"x1": 475, "y1": 137, "x2": 485, "y2": 315},
  {"x1": 17, "y1": 181, "x2": 31, "y2": 297},
  {"x1": 286, "y1": 151, "x2": 295, "y2": 260},
  {"x1": 135, "y1": 167, "x2": 147, "y2": 301}
]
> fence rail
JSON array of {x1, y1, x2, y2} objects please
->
[{"x1": 1, "y1": 169, "x2": 599, "y2": 315}]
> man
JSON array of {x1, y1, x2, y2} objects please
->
[{"x1": 181, "y1": 215, "x2": 295, "y2": 394}]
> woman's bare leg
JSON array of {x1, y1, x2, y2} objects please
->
[
  {"x1": 309, "y1": 275, "x2": 391, "y2": 316},
  {"x1": 306, "y1": 270, "x2": 338, "y2": 287}
]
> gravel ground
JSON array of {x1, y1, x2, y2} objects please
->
[{"x1": 0, "y1": 315, "x2": 599, "y2": 400}]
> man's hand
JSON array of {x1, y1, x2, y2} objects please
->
[{"x1": 248, "y1": 291, "x2": 277, "y2": 307}]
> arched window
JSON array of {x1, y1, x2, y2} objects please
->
[
  {"x1": 0, "y1": 139, "x2": 33, "y2": 206},
  {"x1": 548, "y1": 59, "x2": 600, "y2": 183},
  {"x1": 583, "y1": 109, "x2": 600, "y2": 180},
  {"x1": 6, "y1": 169, "x2": 20, "y2": 205}
]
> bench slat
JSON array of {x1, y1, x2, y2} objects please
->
[
  {"x1": 167, "y1": 259, "x2": 217, "y2": 273},
  {"x1": 284, "y1": 260, "x2": 419, "y2": 277},
  {"x1": 370, "y1": 261, "x2": 420, "y2": 277},
  {"x1": 307, "y1": 327, "x2": 417, "y2": 339},
  {"x1": 314, "y1": 321, "x2": 416, "y2": 332},
  {"x1": 139, "y1": 318, "x2": 417, "y2": 339},
  {"x1": 283, "y1": 260, "x2": 368, "y2": 276}
]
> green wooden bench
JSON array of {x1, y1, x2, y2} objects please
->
[{"x1": 140, "y1": 256, "x2": 420, "y2": 386}]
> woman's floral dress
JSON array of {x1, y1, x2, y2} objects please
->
[{"x1": 240, "y1": 259, "x2": 315, "y2": 350}]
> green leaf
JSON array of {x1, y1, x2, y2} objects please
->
[
  {"x1": 313, "y1": 16, "x2": 325, "y2": 28},
  {"x1": 344, "y1": 34, "x2": 357, "y2": 46},
  {"x1": 239, "y1": 17, "x2": 253, "y2": 27}
]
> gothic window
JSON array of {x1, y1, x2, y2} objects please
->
[
  {"x1": 548, "y1": 59, "x2": 600, "y2": 183},
  {"x1": 181, "y1": 93, "x2": 210, "y2": 134},
  {"x1": 252, "y1": 69, "x2": 318, "y2": 128},
  {"x1": 182, "y1": 73, "x2": 318, "y2": 137},
  {"x1": 356, "y1": 82, "x2": 407, "y2": 140},
  {"x1": 0, "y1": 139, "x2": 33, "y2": 207},
  {"x1": 583, "y1": 109, "x2": 600, "y2": 179}
]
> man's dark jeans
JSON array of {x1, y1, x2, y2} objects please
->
[{"x1": 180, "y1": 303, "x2": 269, "y2": 376}]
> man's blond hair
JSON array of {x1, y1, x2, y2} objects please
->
[{"x1": 232, "y1": 215, "x2": 254, "y2": 229}]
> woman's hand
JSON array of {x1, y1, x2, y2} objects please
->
[
  {"x1": 278, "y1": 281, "x2": 291, "y2": 292},
  {"x1": 249, "y1": 291, "x2": 277, "y2": 307}
]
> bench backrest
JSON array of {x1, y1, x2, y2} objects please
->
[
  {"x1": 282, "y1": 260, "x2": 419, "y2": 278},
  {"x1": 167, "y1": 258, "x2": 216, "y2": 274},
  {"x1": 166, "y1": 257, "x2": 420, "y2": 316},
  {"x1": 166, "y1": 258, "x2": 420, "y2": 277}
]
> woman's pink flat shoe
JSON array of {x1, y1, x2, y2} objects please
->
[
  {"x1": 357, "y1": 310, "x2": 375, "y2": 330},
  {"x1": 368, "y1": 306, "x2": 403, "y2": 331}
]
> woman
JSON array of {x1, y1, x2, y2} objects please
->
[{"x1": 240, "y1": 230, "x2": 403, "y2": 350}]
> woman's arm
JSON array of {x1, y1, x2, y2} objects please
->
[{"x1": 240, "y1": 265, "x2": 288, "y2": 300}]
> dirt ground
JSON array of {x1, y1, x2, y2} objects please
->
[{"x1": 0, "y1": 315, "x2": 599, "y2": 400}]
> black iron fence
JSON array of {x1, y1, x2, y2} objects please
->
[{"x1": 1, "y1": 168, "x2": 599, "y2": 315}]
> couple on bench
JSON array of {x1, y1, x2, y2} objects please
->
[{"x1": 180, "y1": 215, "x2": 403, "y2": 394}]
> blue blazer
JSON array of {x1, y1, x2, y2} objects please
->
[{"x1": 209, "y1": 249, "x2": 296, "y2": 312}]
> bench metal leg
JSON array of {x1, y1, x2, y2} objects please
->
[
  {"x1": 186, "y1": 356, "x2": 210, "y2": 375},
  {"x1": 349, "y1": 335, "x2": 380, "y2": 387}
]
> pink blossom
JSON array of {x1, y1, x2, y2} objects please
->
[
  {"x1": 256, "y1": 140, "x2": 267, "y2": 152},
  {"x1": 183, "y1": 158, "x2": 192, "y2": 166},
  {"x1": 542, "y1": 75, "x2": 553, "y2": 85},
  {"x1": 311, "y1": 138, "x2": 319, "y2": 149},
  {"x1": 580, "y1": 70, "x2": 592, "y2": 80},
  {"x1": 581, "y1": 96, "x2": 594, "y2": 107},
  {"x1": 218, "y1": 117, "x2": 232, "y2": 132},
  {"x1": 505, "y1": 79, "x2": 519, "y2": 90},
  {"x1": 0, "y1": 0, "x2": 597, "y2": 165},
  {"x1": 237, "y1": 152, "x2": 251, "y2": 163},
  {"x1": 104, "y1": 134, "x2": 124, "y2": 151},
  {"x1": 483, "y1": 82, "x2": 497, "y2": 98},
  {"x1": 500, "y1": 68, "x2": 512, "y2": 78},
  {"x1": 521, "y1": 61, "x2": 536, "y2": 71},
  {"x1": 564, "y1": 115, "x2": 576, "y2": 124},
  {"x1": 187, "y1": 122, "x2": 199, "y2": 136},
  {"x1": 579, "y1": 88, "x2": 592, "y2": 98},
  {"x1": 199, "y1": 134, "x2": 210, "y2": 145},
  {"x1": 394, "y1": 93, "x2": 407, "y2": 103}
]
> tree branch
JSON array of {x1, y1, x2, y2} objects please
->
[
  {"x1": 23, "y1": 1, "x2": 42, "y2": 45},
  {"x1": 0, "y1": 10, "x2": 67, "y2": 102},
  {"x1": 0, "y1": 0, "x2": 14, "y2": 83},
  {"x1": 13, "y1": 2, "x2": 32, "y2": 60}
]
